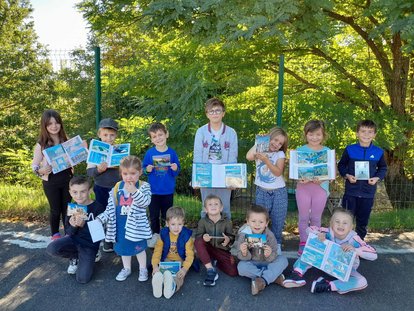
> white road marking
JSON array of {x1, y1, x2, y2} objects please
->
[{"x1": 0, "y1": 230, "x2": 50, "y2": 249}]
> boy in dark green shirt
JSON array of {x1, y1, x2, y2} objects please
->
[{"x1": 194, "y1": 194, "x2": 238, "y2": 287}]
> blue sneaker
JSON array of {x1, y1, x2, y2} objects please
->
[
  {"x1": 311, "y1": 277, "x2": 332, "y2": 293},
  {"x1": 203, "y1": 268, "x2": 218, "y2": 287}
]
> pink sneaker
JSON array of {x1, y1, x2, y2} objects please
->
[{"x1": 298, "y1": 241, "x2": 306, "y2": 256}]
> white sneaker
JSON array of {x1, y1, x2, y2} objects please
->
[
  {"x1": 163, "y1": 270, "x2": 176, "y2": 299},
  {"x1": 67, "y1": 259, "x2": 78, "y2": 275},
  {"x1": 116, "y1": 268, "x2": 131, "y2": 281},
  {"x1": 95, "y1": 249, "x2": 102, "y2": 263},
  {"x1": 147, "y1": 233, "x2": 159, "y2": 248},
  {"x1": 139, "y1": 268, "x2": 148, "y2": 282},
  {"x1": 152, "y1": 272, "x2": 164, "y2": 298}
]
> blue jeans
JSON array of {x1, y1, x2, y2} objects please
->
[
  {"x1": 255, "y1": 186, "x2": 288, "y2": 245},
  {"x1": 46, "y1": 236, "x2": 98, "y2": 284},
  {"x1": 237, "y1": 255, "x2": 288, "y2": 284}
]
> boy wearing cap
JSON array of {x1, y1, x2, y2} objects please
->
[{"x1": 87, "y1": 118, "x2": 121, "y2": 252}]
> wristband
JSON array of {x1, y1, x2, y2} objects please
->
[{"x1": 33, "y1": 166, "x2": 42, "y2": 177}]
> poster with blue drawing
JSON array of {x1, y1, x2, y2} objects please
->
[
  {"x1": 255, "y1": 135, "x2": 270, "y2": 153},
  {"x1": 301, "y1": 233, "x2": 356, "y2": 282},
  {"x1": 289, "y1": 149, "x2": 336, "y2": 180},
  {"x1": 42, "y1": 135, "x2": 88, "y2": 174},
  {"x1": 192, "y1": 163, "x2": 213, "y2": 187},
  {"x1": 192, "y1": 163, "x2": 247, "y2": 188},
  {"x1": 87, "y1": 139, "x2": 130, "y2": 167}
]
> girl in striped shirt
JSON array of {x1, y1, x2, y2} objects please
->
[{"x1": 97, "y1": 156, "x2": 152, "y2": 282}]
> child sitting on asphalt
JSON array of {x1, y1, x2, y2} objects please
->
[
  {"x1": 46, "y1": 176, "x2": 105, "y2": 284},
  {"x1": 283, "y1": 208, "x2": 378, "y2": 294},
  {"x1": 234, "y1": 204, "x2": 288, "y2": 295},
  {"x1": 151, "y1": 207, "x2": 194, "y2": 299},
  {"x1": 194, "y1": 194, "x2": 238, "y2": 287}
]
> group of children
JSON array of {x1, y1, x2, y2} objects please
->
[{"x1": 33, "y1": 97, "x2": 386, "y2": 297}]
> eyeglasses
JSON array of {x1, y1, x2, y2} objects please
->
[{"x1": 207, "y1": 109, "x2": 223, "y2": 115}]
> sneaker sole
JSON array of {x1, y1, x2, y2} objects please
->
[
  {"x1": 311, "y1": 277, "x2": 325, "y2": 293},
  {"x1": 337, "y1": 283, "x2": 368, "y2": 295},
  {"x1": 203, "y1": 273, "x2": 219, "y2": 286},
  {"x1": 152, "y1": 272, "x2": 163, "y2": 298},
  {"x1": 163, "y1": 271, "x2": 175, "y2": 299},
  {"x1": 283, "y1": 280, "x2": 306, "y2": 288}
]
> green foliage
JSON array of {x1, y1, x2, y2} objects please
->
[
  {"x1": 1, "y1": 0, "x2": 413, "y2": 215},
  {"x1": 1, "y1": 148, "x2": 39, "y2": 186},
  {"x1": 0, "y1": 183, "x2": 48, "y2": 220},
  {"x1": 0, "y1": 0, "x2": 55, "y2": 151}
]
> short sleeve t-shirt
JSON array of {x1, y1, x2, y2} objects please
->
[{"x1": 255, "y1": 151, "x2": 286, "y2": 189}]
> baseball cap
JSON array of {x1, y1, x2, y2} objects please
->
[{"x1": 98, "y1": 118, "x2": 119, "y2": 131}]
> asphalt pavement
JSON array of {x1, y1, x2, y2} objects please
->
[{"x1": 1, "y1": 220, "x2": 413, "y2": 311}]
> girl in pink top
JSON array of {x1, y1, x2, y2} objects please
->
[{"x1": 32, "y1": 109, "x2": 73, "y2": 240}]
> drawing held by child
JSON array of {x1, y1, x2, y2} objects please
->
[
  {"x1": 46, "y1": 176, "x2": 105, "y2": 284},
  {"x1": 246, "y1": 127, "x2": 289, "y2": 252},
  {"x1": 283, "y1": 208, "x2": 377, "y2": 294},
  {"x1": 32, "y1": 109, "x2": 73, "y2": 239},
  {"x1": 294, "y1": 120, "x2": 333, "y2": 255},
  {"x1": 143, "y1": 122, "x2": 180, "y2": 241},
  {"x1": 151, "y1": 207, "x2": 194, "y2": 299},
  {"x1": 193, "y1": 98, "x2": 238, "y2": 219},
  {"x1": 195, "y1": 194, "x2": 238, "y2": 287},
  {"x1": 234, "y1": 205, "x2": 288, "y2": 295},
  {"x1": 87, "y1": 118, "x2": 121, "y2": 253},
  {"x1": 338, "y1": 120, "x2": 387, "y2": 240}
]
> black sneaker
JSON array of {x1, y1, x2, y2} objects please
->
[
  {"x1": 283, "y1": 270, "x2": 306, "y2": 288},
  {"x1": 103, "y1": 241, "x2": 114, "y2": 253},
  {"x1": 203, "y1": 268, "x2": 218, "y2": 287},
  {"x1": 311, "y1": 277, "x2": 332, "y2": 293}
]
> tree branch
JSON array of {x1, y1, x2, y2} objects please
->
[
  {"x1": 311, "y1": 47, "x2": 386, "y2": 110},
  {"x1": 265, "y1": 60, "x2": 369, "y2": 107},
  {"x1": 322, "y1": 8, "x2": 393, "y2": 96}
]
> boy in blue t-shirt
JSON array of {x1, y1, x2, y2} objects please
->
[{"x1": 143, "y1": 122, "x2": 180, "y2": 237}]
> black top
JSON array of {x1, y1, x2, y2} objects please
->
[{"x1": 65, "y1": 201, "x2": 105, "y2": 250}]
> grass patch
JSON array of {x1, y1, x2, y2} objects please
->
[
  {"x1": 1, "y1": 183, "x2": 413, "y2": 232},
  {"x1": 369, "y1": 209, "x2": 414, "y2": 231},
  {"x1": 0, "y1": 183, "x2": 49, "y2": 221}
]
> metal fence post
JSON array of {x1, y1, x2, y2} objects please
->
[
  {"x1": 94, "y1": 46, "x2": 101, "y2": 129},
  {"x1": 277, "y1": 54, "x2": 284, "y2": 126}
]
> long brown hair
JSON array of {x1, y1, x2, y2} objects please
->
[{"x1": 38, "y1": 109, "x2": 68, "y2": 148}]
